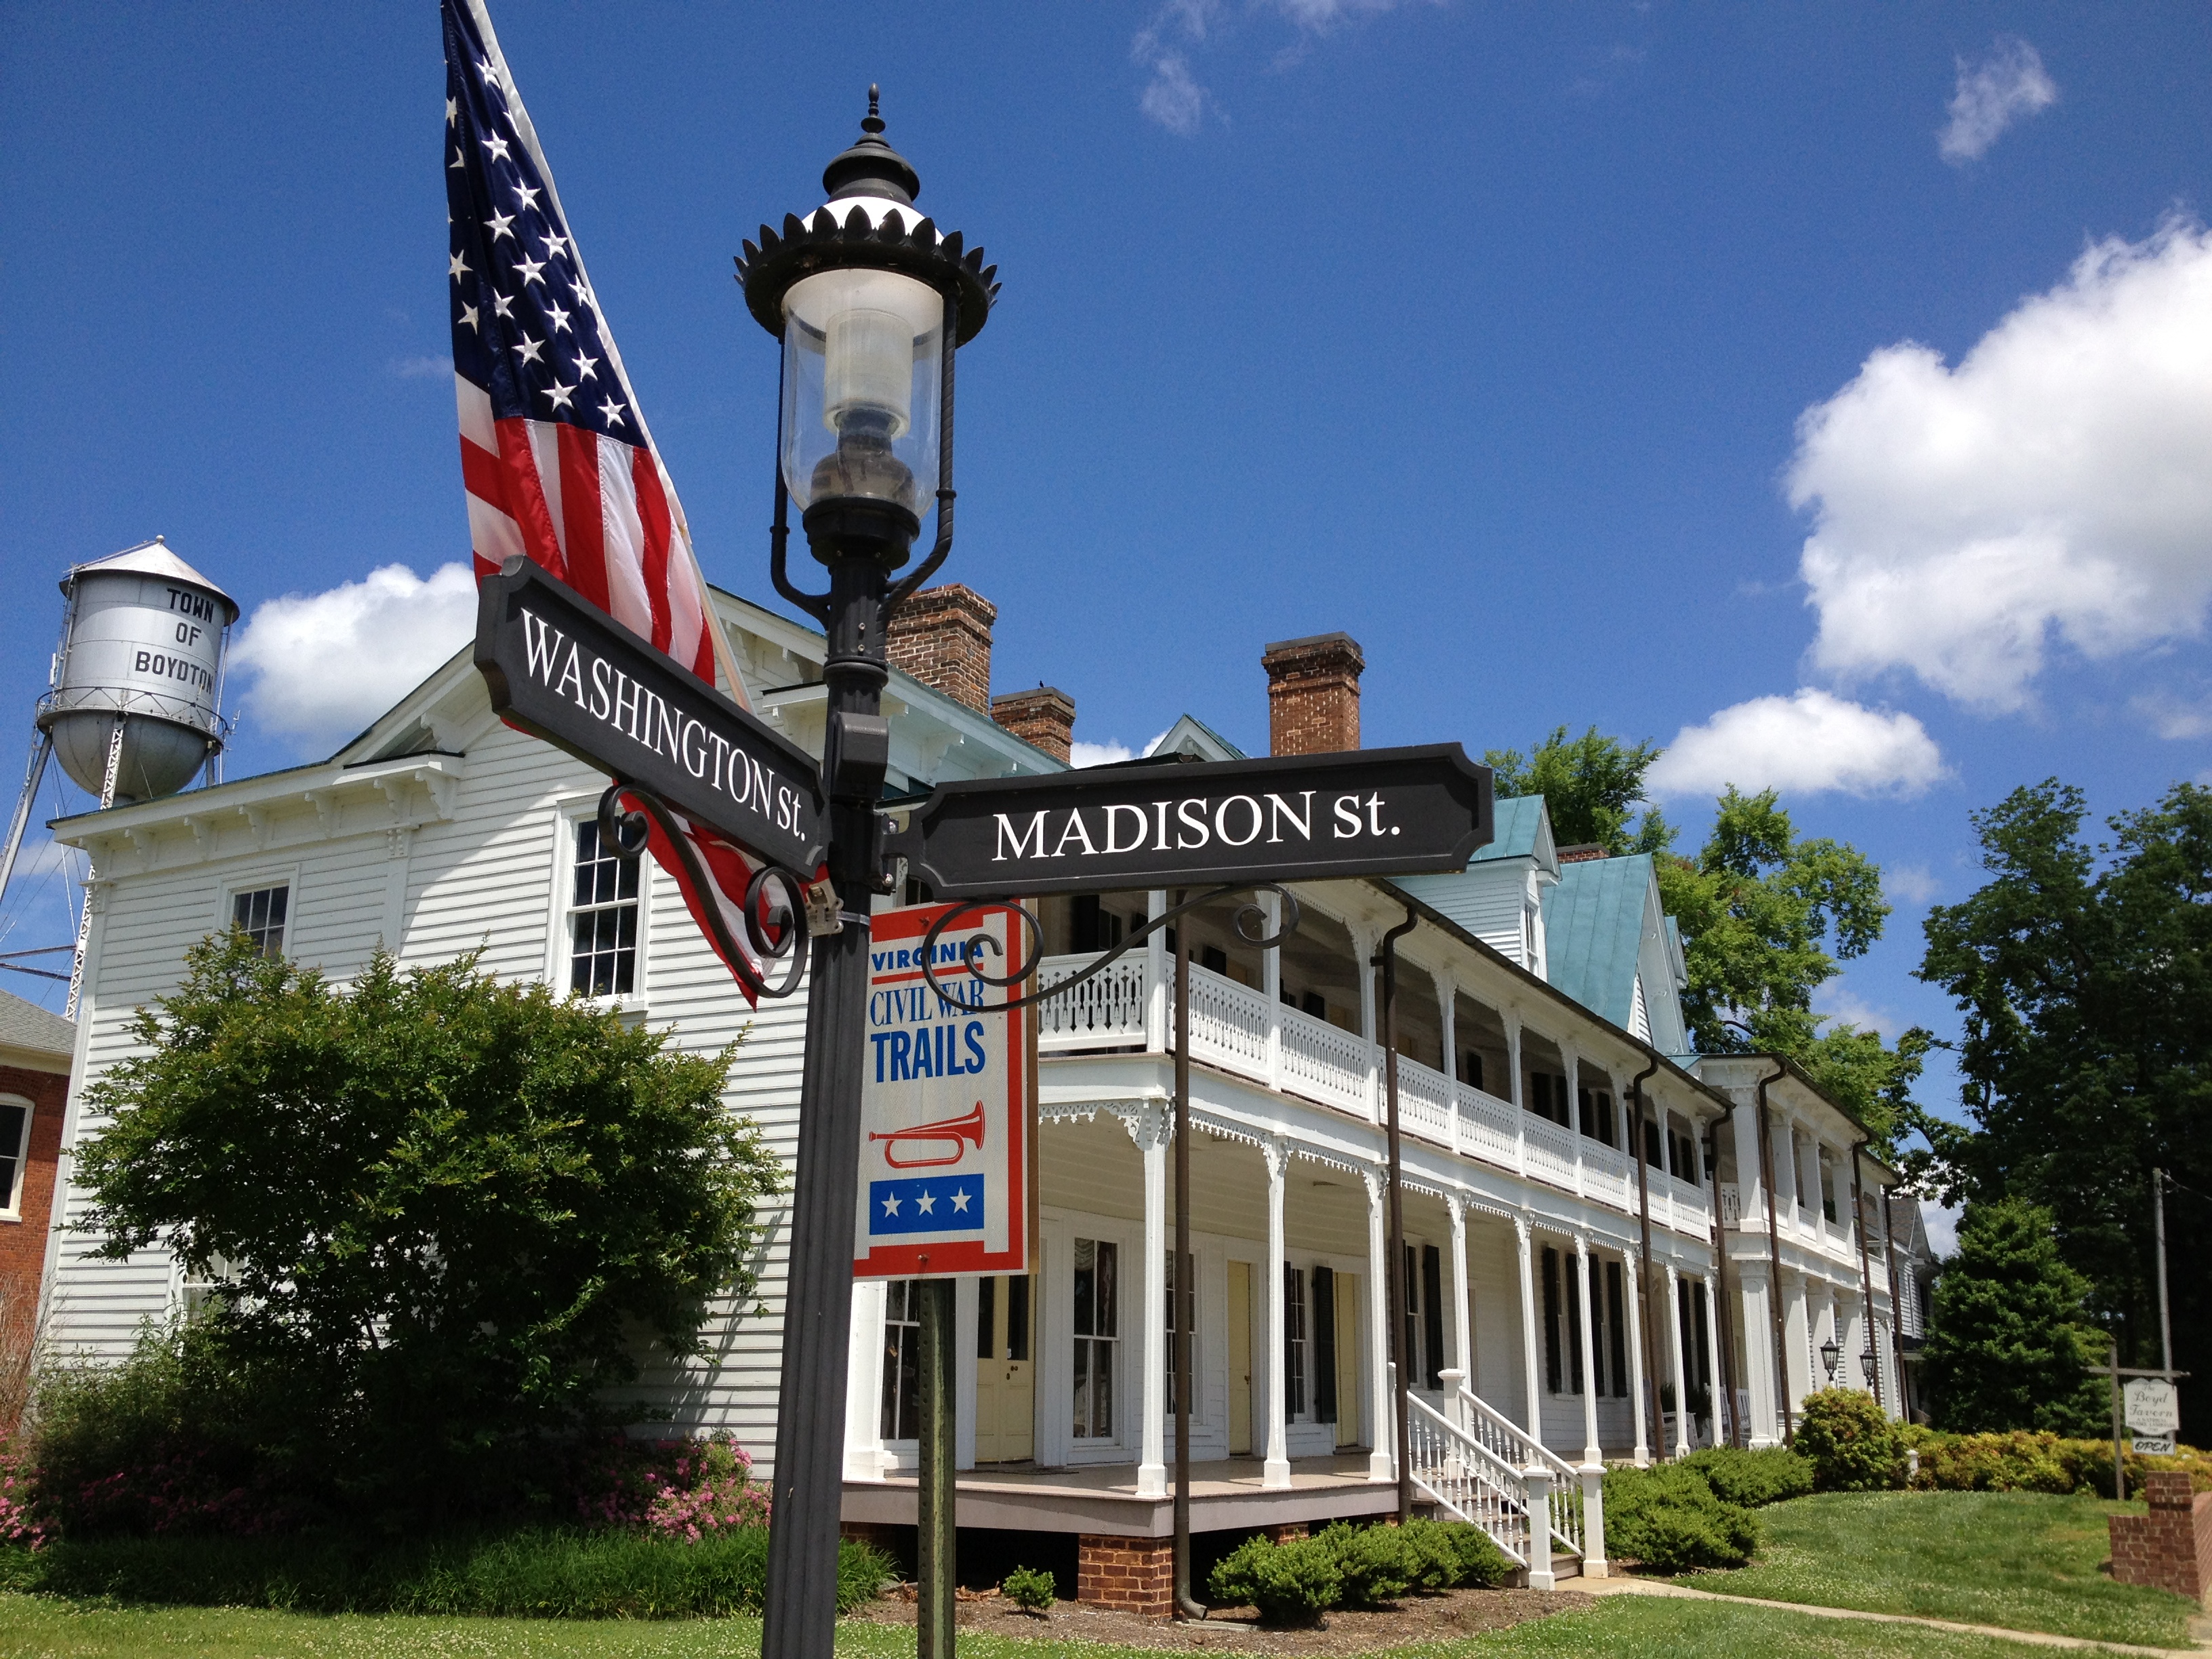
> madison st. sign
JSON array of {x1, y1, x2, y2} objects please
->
[
  {"x1": 888, "y1": 744, "x2": 1494, "y2": 897},
  {"x1": 474, "y1": 558, "x2": 826, "y2": 874}
]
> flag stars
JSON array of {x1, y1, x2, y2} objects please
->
[
  {"x1": 446, "y1": 96, "x2": 458, "y2": 127},
  {"x1": 544, "y1": 300, "x2": 571, "y2": 333},
  {"x1": 573, "y1": 350, "x2": 598, "y2": 382},
  {"x1": 512, "y1": 180, "x2": 541, "y2": 211},
  {"x1": 598, "y1": 396, "x2": 626, "y2": 428},
  {"x1": 458, "y1": 301, "x2": 480, "y2": 333},
  {"x1": 542, "y1": 232, "x2": 570, "y2": 258},
  {"x1": 543, "y1": 382, "x2": 576, "y2": 412},
  {"x1": 512, "y1": 333, "x2": 545, "y2": 366},
  {"x1": 491, "y1": 291, "x2": 515, "y2": 319},
  {"x1": 485, "y1": 209, "x2": 516, "y2": 243},
  {"x1": 514, "y1": 252, "x2": 547, "y2": 287},
  {"x1": 448, "y1": 249, "x2": 470, "y2": 281},
  {"x1": 480, "y1": 131, "x2": 511, "y2": 163}
]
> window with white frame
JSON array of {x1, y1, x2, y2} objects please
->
[
  {"x1": 1282, "y1": 1263, "x2": 1308, "y2": 1417},
  {"x1": 1164, "y1": 1250, "x2": 1197, "y2": 1415},
  {"x1": 1071, "y1": 1237, "x2": 1118, "y2": 1439},
  {"x1": 879, "y1": 1278, "x2": 922, "y2": 1439},
  {"x1": 0, "y1": 1098, "x2": 29, "y2": 1216},
  {"x1": 180, "y1": 1252, "x2": 236, "y2": 1322},
  {"x1": 567, "y1": 818, "x2": 640, "y2": 998},
  {"x1": 231, "y1": 884, "x2": 289, "y2": 958}
]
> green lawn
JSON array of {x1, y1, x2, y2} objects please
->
[
  {"x1": 0, "y1": 1594, "x2": 2118, "y2": 1659},
  {"x1": 1668, "y1": 1490, "x2": 2201, "y2": 1650}
]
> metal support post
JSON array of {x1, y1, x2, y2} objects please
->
[
  {"x1": 2110, "y1": 1338, "x2": 2127, "y2": 1502},
  {"x1": 1172, "y1": 908, "x2": 1204, "y2": 1620},
  {"x1": 2153, "y1": 1168, "x2": 2173, "y2": 1377},
  {"x1": 917, "y1": 1277, "x2": 958, "y2": 1659},
  {"x1": 1377, "y1": 903, "x2": 1418, "y2": 1523}
]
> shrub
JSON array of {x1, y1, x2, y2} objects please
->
[
  {"x1": 1316, "y1": 1521, "x2": 1414, "y2": 1609},
  {"x1": 1601, "y1": 1463, "x2": 1759, "y2": 1572},
  {"x1": 0, "y1": 1525, "x2": 889, "y2": 1618},
  {"x1": 1677, "y1": 1445, "x2": 1814, "y2": 1508},
  {"x1": 1796, "y1": 1389, "x2": 1904, "y2": 1492},
  {"x1": 1399, "y1": 1517, "x2": 1513, "y2": 1589},
  {"x1": 1001, "y1": 1564, "x2": 1054, "y2": 1614},
  {"x1": 1897, "y1": 1429, "x2": 2212, "y2": 1496},
  {"x1": 1208, "y1": 1534, "x2": 1343, "y2": 1626}
]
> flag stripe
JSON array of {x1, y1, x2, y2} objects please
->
[
  {"x1": 557, "y1": 422, "x2": 611, "y2": 613},
  {"x1": 634, "y1": 447, "x2": 675, "y2": 657}
]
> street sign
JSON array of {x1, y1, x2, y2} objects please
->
[
  {"x1": 2131, "y1": 1436, "x2": 2176, "y2": 1456},
  {"x1": 2124, "y1": 1377, "x2": 2179, "y2": 1439},
  {"x1": 887, "y1": 743, "x2": 1494, "y2": 899},
  {"x1": 475, "y1": 558, "x2": 825, "y2": 874},
  {"x1": 854, "y1": 903, "x2": 1035, "y2": 1280}
]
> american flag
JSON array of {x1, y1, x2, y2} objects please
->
[{"x1": 444, "y1": 0, "x2": 773, "y2": 1000}]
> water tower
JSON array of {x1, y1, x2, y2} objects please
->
[{"x1": 0, "y1": 539, "x2": 238, "y2": 996}]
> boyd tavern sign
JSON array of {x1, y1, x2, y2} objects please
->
[{"x1": 886, "y1": 744, "x2": 1494, "y2": 898}]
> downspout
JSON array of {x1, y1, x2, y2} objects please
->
[
  {"x1": 1627, "y1": 1052, "x2": 1663, "y2": 1459},
  {"x1": 1881, "y1": 1189, "x2": 1911, "y2": 1422},
  {"x1": 1752, "y1": 1058, "x2": 1793, "y2": 1446},
  {"x1": 1850, "y1": 1143, "x2": 1882, "y2": 1412},
  {"x1": 1376, "y1": 903, "x2": 1420, "y2": 1527}
]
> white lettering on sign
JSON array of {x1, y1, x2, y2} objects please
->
[
  {"x1": 990, "y1": 788, "x2": 1404, "y2": 862},
  {"x1": 518, "y1": 607, "x2": 806, "y2": 838}
]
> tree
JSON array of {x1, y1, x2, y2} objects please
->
[
  {"x1": 1484, "y1": 725, "x2": 1672, "y2": 855},
  {"x1": 1917, "y1": 779, "x2": 2212, "y2": 1442},
  {"x1": 1921, "y1": 1198, "x2": 2108, "y2": 1435},
  {"x1": 72, "y1": 932, "x2": 782, "y2": 1519}
]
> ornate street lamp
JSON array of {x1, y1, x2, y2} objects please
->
[
  {"x1": 735, "y1": 90, "x2": 997, "y2": 1659},
  {"x1": 1821, "y1": 1338, "x2": 1841, "y2": 1383},
  {"x1": 1861, "y1": 1348, "x2": 1879, "y2": 1387}
]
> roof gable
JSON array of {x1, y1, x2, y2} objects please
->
[{"x1": 1541, "y1": 854, "x2": 1654, "y2": 1029}]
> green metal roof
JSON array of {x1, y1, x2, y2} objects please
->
[
  {"x1": 1470, "y1": 794, "x2": 1547, "y2": 863},
  {"x1": 1540, "y1": 854, "x2": 1654, "y2": 1030}
]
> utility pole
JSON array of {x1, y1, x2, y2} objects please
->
[{"x1": 2153, "y1": 1168, "x2": 2173, "y2": 1377}]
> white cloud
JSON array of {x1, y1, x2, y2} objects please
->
[
  {"x1": 2133, "y1": 689, "x2": 2212, "y2": 740},
  {"x1": 1883, "y1": 863, "x2": 1942, "y2": 905},
  {"x1": 1790, "y1": 220, "x2": 2212, "y2": 712},
  {"x1": 1130, "y1": 0, "x2": 1430, "y2": 132},
  {"x1": 231, "y1": 562, "x2": 476, "y2": 754},
  {"x1": 390, "y1": 354, "x2": 449, "y2": 380},
  {"x1": 1814, "y1": 983, "x2": 1893, "y2": 1040},
  {"x1": 1939, "y1": 37, "x2": 2057, "y2": 165},
  {"x1": 1647, "y1": 689, "x2": 1944, "y2": 800},
  {"x1": 1923, "y1": 1199, "x2": 1963, "y2": 1258},
  {"x1": 1070, "y1": 739, "x2": 1135, "y2": 769},
  {"x1": 1138, "y1": 52, "x2": 1208, "y2": 135}
]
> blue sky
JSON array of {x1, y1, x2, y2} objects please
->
[{"x1": 5, "y1": 3, "x2": 2211, "y2": 1178}]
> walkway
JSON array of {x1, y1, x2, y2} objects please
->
[{"x1": 1568, "y1": 1574, "x2": 2212, "y2": 1656}]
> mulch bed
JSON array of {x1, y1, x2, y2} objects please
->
[{"x1": 853, "y1": 1582, "x2": 1576, "y2": 1652}]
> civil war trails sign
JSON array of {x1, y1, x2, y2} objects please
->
[
  {"x1": 887, "y1": 743, "x2": 1494, "y2": 898},
  {"x1": 475, "y1": 558, "x2": 825, "y2": 874}
]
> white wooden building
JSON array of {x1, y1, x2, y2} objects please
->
[{"x1": 39, "y1": 579, "x2": 1916, "y2": 1598}]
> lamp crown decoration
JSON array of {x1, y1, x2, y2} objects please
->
[{"x1": 822, "y1": 82, "x2": 922, "y2": 207}]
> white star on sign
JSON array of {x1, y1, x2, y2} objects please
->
[
  {"x1": 480, "y1": 131, "x2": 511, "y2": 164},
  {"x1": 485, "y1": 209, "x2": 516, "y2": 243},
  {"x1": 512, "y1": 333, "x2": 544, "y2": 366},
  {"x1": 949, "y1": 1188, "x2": 971, "y2": 1213},
  {"x1": 458, "y1": 301, "x2": 480, "y2": 333},
  {"x1": 598, "y1": 396, "x2": 626, "y2": 427},
  {"x1": 572, "y1": 350, "x2": 598, "y2": 381},
  {"x1": 514, "y1": 252, "x2": 546, "y2": 287},
  {"x1": 543, "y1": 382, "x2": 575, "y2": 412},
  {"x1": 448, "y1": 249, "x2": 470, "y2": 281},
  {"x1": 915, "y1": 1190, "x2": 936, "y2": 1216},
  {"x1": 882, "y1": 1193, "x2": 901, "y2": 1216},
  {"x1": 544, "y1": 300, "x2": 571, "y2": 333}
]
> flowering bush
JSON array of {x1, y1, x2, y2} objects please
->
[
  {"x1": 548, "y1": 1430, "x2": 770, "y2": 1539},
  {"x1": 0, "y1": 1448, "x2": 48, "y2": 1550}
]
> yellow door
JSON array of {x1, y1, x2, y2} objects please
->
[
  {"x1": 1227, "y1": 1261, "x2": 1253, "y2": 1455},
  {"x1": 974, "y1": 1273, "x2": 1036, "y2": 1463},
  {"x1": 1334, "y1": 1271, "x2": 1361, "y2": 1448}
]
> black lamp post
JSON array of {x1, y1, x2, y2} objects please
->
[
  {"x1": 736, "y1": 89, "x2": 997, "y2": 1659},
  {"x1": 1860, "y1": 1348, "x2": 1878, "y2": 1387},
  {"x1": 1820, "y1": 1338, "x2": 1841, "y2": 1384}
]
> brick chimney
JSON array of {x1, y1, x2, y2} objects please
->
[
  {"x1": 991, "y1": 685, "x2": 1076, "y2": 763},
  {"x1": 1263, "y1": 632, "x2": 1364, "y2": 756},
  {"x1": 885, "y1": 584, "x2": 996, "y2": 713}
]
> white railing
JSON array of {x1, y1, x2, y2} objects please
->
[
  {"x1": 1404, "y1": 1390, "x2": 1534, "y2": 1565},
  {"x1": 1458, "y1": 1386, "x2": 1584, "y2": 1562},
  {"x1": 1035, "y1": 955, "x2": 1149, "y2": 1051},
  {"x1": 1719, "y1": 1182, "x2": 1742, "y2": 1225},
  {"x1": 1035, "y1": 951, "x2": 1692, "y2": 1246}
]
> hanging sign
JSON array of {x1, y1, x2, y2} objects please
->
[
  {"x1": 474, "y1": 557, "x2": 825, "y2": 874},
  {"x1": 854, "y1": 902, "x2": 1034, "y2": 1280},
  {"x1": 886, "y1": 743, "x2": 1493, "y2": 899},
  {"x1": 2124, "y1": 1377, "x2": 2179, "y2": 1455}
]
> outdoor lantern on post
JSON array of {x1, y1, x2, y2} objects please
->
[
  {"x1": 735, "y1": 89, "x2": 997, "y2": 1659},
  {"x1": 1861, "y1": 1348, "x2": 1878, "y2": 1387},
  {"x1": 1821, "y1": 1338, "x2": 1841, "y2": 1383}
]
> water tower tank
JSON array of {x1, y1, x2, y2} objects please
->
[{"x1": 35, "y1": 539, "x2": 239, "y2": 805}]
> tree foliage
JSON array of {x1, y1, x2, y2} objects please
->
[
  {"x1": 70, "y1": 932, "x2": 781, "y2": 1519},
  {"x1": 1917, "y1": 778, "x2": 2212, "y2": 1440},
  {"x1": 1921, "y1": 1198, "x2": 2108, "y2": 1436},
  {"x1": 1485, "y1": 727, "x2": 1926, "y2": 1149}
]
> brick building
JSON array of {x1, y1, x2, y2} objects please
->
[{"x1": 0, "y1": 988, "x2": 73, "y2": 1425}]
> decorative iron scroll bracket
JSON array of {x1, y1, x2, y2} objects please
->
[
  {"x1": 916, "y1": 882, "x2": 1303, "y2": 1017},
  {"x1": 598, "y1": 782, "x2": 811, "y2": 1001}
]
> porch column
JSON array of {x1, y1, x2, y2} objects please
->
[
  {"x1": 1364, "y1": 1166, "x2": 1394, "y2": 1480},
  {"x1": 1563, "y1": 1042, "x2": 1584, "y2": 1197},
  {"x1": 1573, "y1": 1233, "x2": 1601, "y2": 1466},
  {"x1": 1513, "y1": 1215, "x2": 1542, "y2": 1445},
  {"x1": 1703, "y1": 1271, "x2": 1726, "y2": 1448},
  {"x1": 1435, "y1": 971, "x2": 1460, "y2": 1153},
  {"x1": 1351, "y1": 924, "x2": 1380, "y2": 1123},
  {"x1": 1448, "y1": 1194, "x2": 1473, "y2": 1386},
  {"x1": 1729, "y1": 1099, "x2": 1763, "y2": 1223},
  {"x1": 1505, "y1": 1013, "x2": 1526, "y2": 1176},
  {"x1": 1262, "y1": 1137, "x2": 1291, "y2": 1489},
  {"x1": 1134, "y1": 1105, "x2": 1168, "y2": 1498},
  {"x1": 1782, "y1": 1270, "x2": 1811, "y2": 1423},
  {"x1": 1262, "y1": 890, "x2": 1284, "y2": 1092},
  {"x1": 1145, "y1": 890, "x2": 1168, "y2": 1051},
  {"x1": 1737, "y1": 1259, "x2": 1781, "y2": 1448},
  {"x1": 1665, "y1": 1261, "x2": 1691, "y2": 1460},
  {"x1": 844, "y1": 1278, "x2": 888, "y2": 1481},
  {"x1": 1622, "y1": 1249, "x2": 1649, "y2": 1466}
]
